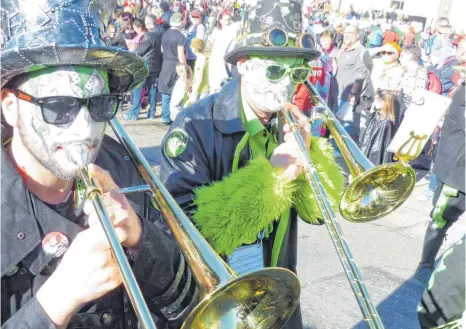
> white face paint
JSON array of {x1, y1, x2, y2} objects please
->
[
  {"x1": 16, "y1": 66, "x2": 108, "y2": 180},
  {"x1": 241, "y1": 58, "x2": 299, "y2": 114}
]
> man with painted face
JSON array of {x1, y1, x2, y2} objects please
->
[
  {"x1": 0, "y1": 1, "x2": 198, "y2": 329},
  {"x1": 159, "y1": 1, "x2": 345, "y2": 328}
]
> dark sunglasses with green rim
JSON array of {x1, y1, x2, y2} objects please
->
[
  {"x1": 12, "y1": 89, "x2": 124, "y2": 125},
  {"x1": 265, "y1": 64, "x2": 312, "y2": 84}
]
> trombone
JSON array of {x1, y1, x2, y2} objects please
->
[
  {"x1": 279, "y1": 81, "x2": 416, "y2": 329},
  {"x1": 69, "y1": 119, "x2": 302, "y2": 329},
  {"x1": 302, "y1": 81, "x2": 416, "y2": 222}
]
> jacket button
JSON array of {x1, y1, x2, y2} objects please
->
[
  {"x1": 101, "y1": 312, "x2": 113, "y2": 326},
  {"x1": 17, "y1": 232, "x2": 26, "y2": 240}
]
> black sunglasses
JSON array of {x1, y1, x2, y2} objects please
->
[
  {"x1": 380, "y1": 51, "x2": 395, "y2": 56},
  {"x1": 13, "y1": 89, "x2": 123, "y2": 125}
]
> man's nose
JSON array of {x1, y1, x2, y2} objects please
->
[{"x1": 69, "y1": 105, "x2": 93, "y2": 132}]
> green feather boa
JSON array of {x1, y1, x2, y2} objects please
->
[{"x1": 193, "y1": 137, "x2": 345, "y2": 256}]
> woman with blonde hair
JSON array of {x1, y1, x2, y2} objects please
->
[
  {"x1": 187, "y1": 38, "x2": 210, "y2": 105},
  {"x1": 359, "y1": 89, "x2": 400, "y2": 165},
  {"x1": 170, "y1": 63, "x2": 193, "y2": 121}
]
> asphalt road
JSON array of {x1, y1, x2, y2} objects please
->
[{"x1": 109, "y1": 117, "x2": 465, "y2": 329}]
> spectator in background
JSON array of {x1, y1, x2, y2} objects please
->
[
  {"x1": 123, "y1": 18, "x2": 162, "y2": 120},
  {"x1": 334, "y1": 23, "x2": 344, "y2": 49},
  {"x1": 208, "y1": 11, "x2": 240, "y2": 94},
  {"x1": 137, "y1": 1, "x2": 151, "y2": 20},
  {"x1": 108, "y1": 7, "x2": 123, "y2": 32},
  {"x1": 369, "y1": 42, "x2": 404, "y2": 92},
  {"x1": 360, "y1": 89, "x2": 399, "y2": 165},
  {"x1": 187, "y1": 38, "x2": 210, "y2": 105},
  {"x1": 346, "y1": 4, "x2": 357, "y2": 20},
  {"x1": 402, "y1": 26, "x2": 416, "y2": 48},
  {"x1": 382, "y1": 24, "x2": 400, "y2": 45},
  {"x1": 209, "y1": 10, "x2": 231, "y2": 49},
  {"x1": 185, "y1": 9, "x2": 207, "y2": 70},
  {"x1": 356, "y1": 42, "x2": 404, "y2": 138},
  {"x1": 399, "y1": 46, "x2": 429, "y2": 106},
  {"x1": 329, "y1": 24, "x2": 369, "y2": 114},
  {"x1": 427, "y1": 18, "x2": 454, "y2": 68},
  {"x1": 110, "y1": 15, "x2": 136, "y2": 50},
  {"x1": 106, "y1": 23, "x2": 117, "y2": 45},
  {"x1": 158, "y1": 13, "x2": 187, "y2": 125},
  {"x1": 359, "y1": 24, "x2": 369, "y2": 48},
  {"x1": 432, "y1": 37, "x2": 465, "y2": 96},
  {"x1": 159, "y1": 2, "x2": 173, "y2": 25},
  {"x1": 170, "y1": 63, "x2": 193, "y2": 121},
  {"x1": 369, "y1": 23, "x2": 383, "y2": 48}
]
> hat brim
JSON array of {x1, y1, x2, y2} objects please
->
[
  {"x1": 1, "y1": 45, "x2": 148, "y2": 93},
  {"x1": 224, "y1": 46, "x2": 321, "y2": 65}
]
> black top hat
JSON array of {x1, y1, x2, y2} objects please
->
[
  {"x1": 1, "y1": 0, "x2": 148, "y2": 93},
  {"x1": 224, "y1": 0, "x2": 321, "y2": 65}
]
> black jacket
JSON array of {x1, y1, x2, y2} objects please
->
[
  {"x1": 360, "y1": 112, "x2": 397, "y2": 166},
  {"x1": 434, "y1": 82, "x2": 465, "y2": 193},
  {"x1": 159, "y1": 77, "x2": 303, "y2": 329},
  {"x1": 1, "y1": 125, "x2": 199, "y2": 329},
  {"x1": 135, "y1": 30, "x2": 163, "y2": 75},
  {"x1": 110, "y1": 30, "x2": 137, "y2": 50}
]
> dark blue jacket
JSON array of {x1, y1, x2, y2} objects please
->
[{"x1": 159, "y1": 77, "x2": 303, "y2": 329}]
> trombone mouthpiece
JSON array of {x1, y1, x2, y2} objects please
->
[{"x1": 66, "y1": 144, "x2": 88, "y2": 168}]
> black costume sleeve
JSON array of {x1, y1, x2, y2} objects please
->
[
  {"x1": 1, "y1": 296, "x2": 56, "y2": 329},
  {"x1": 97, "y1": 136, "x2": 200, "y2": 328},
  {"x1": 131, "y1": 208, "x2": 199, "y2": 328}
]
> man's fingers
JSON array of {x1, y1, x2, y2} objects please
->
[
  {"x1": 284, "y1": 132, "x2": 295, "y2": 144},
  {"x1": 88, "y1": 164, "x2": 120, "y2": 194},
  {"x1": 285, "y1": 102, "x2": 308, "y2": 122},
  {"x1": 87, "y1": 206, "x2": 120, "y2": 228},
  {"x1": 83, "y1": 198, "x2": 116, "y2": 217},
  {"x1": 82, "y1": 225, "x2": 128, "y2": 252}
]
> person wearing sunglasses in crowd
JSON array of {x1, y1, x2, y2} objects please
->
[
  {"x1": 354, "y1": 42, "x2": 405, "y2": 142},
  {"x1": 159, "y1": 1, "x2": 345, "y2": 329},
  {"x1": 0, "y1": 1, "x2": 199, "y2": 329}
]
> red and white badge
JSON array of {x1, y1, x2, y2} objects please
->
[{"x1": 42, "y1": 232, "x2": 69, "y2": 258}]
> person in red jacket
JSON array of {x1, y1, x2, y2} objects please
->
[{"x1": 382, "y1": 24, "x2": 400, "y2": 45}]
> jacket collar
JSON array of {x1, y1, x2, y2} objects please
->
[
  {"x1": 1, "y1": 124, "x2": 83, "y2": 277},
  {"x1": 212, "y1": 76, "x2": 246, "y2": 135}
]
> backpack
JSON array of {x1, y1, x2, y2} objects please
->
[
  {"x1": 427, "y1": 71, "x2": 442, "y2": 94},
  {"x1": 369, "y1": 29, "x2": 382, "y2": 46}
]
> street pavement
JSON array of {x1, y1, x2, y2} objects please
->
[{"x1": 109, "y1": 114, "x2": 465, "y2": 329}]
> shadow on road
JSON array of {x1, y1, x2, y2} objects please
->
[{"x1": 353, "y1": 276, "x2": 425, "y2": 329}]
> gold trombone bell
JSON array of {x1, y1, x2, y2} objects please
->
[{"x1": 303, "y1": 81, "x2": 416, "y2": 222}]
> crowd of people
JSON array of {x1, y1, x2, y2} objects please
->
[
  {"x1": 105, "y1": 0, "x2": 465, "y2": 171},
  {"x1": 102, "y1": 0, "x2": 243, "y2": 124},
  {"x1": 1, "y1": 0, "x2": 464, "y2": 328}
]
